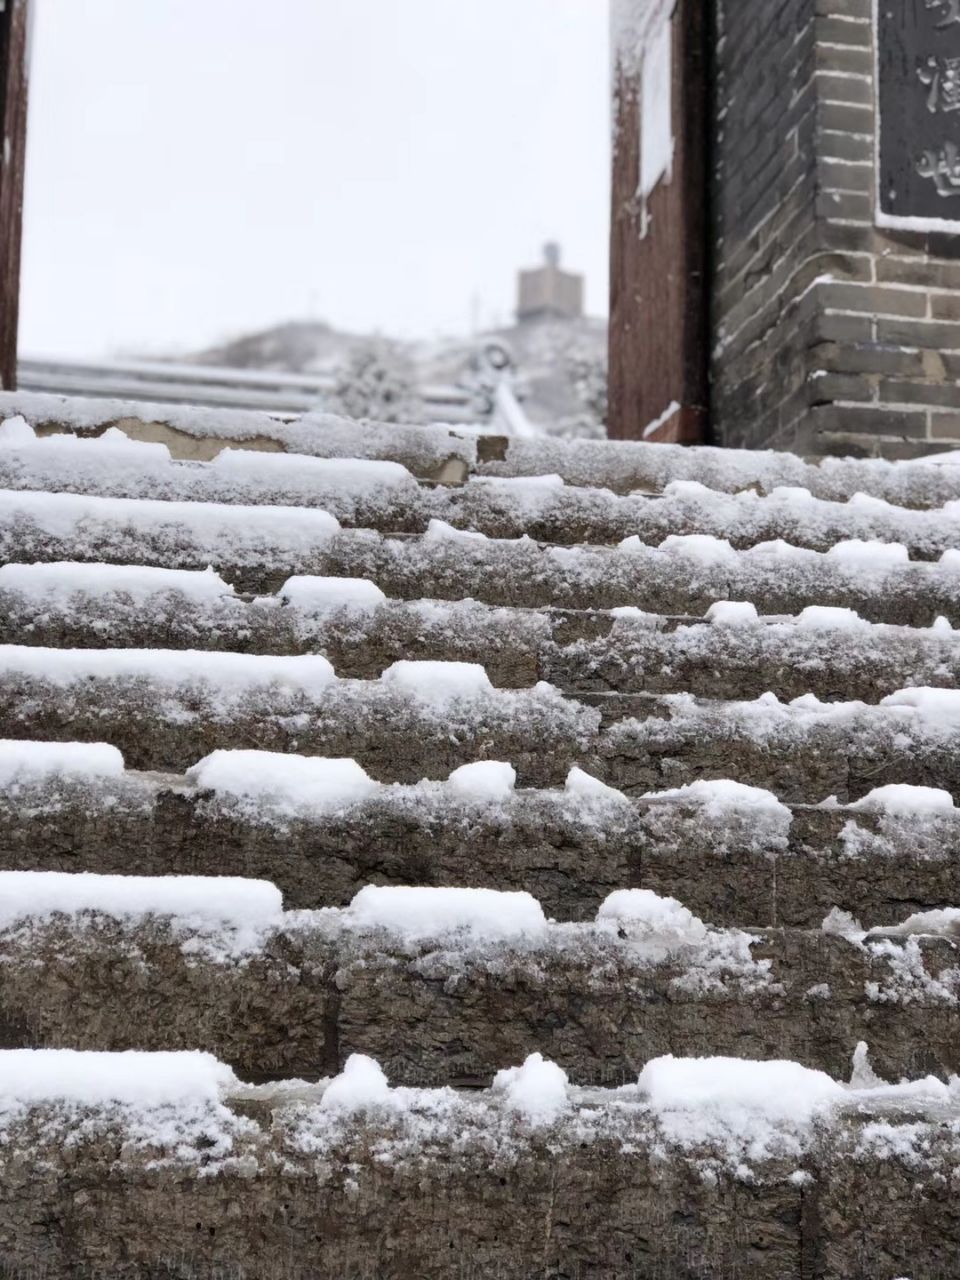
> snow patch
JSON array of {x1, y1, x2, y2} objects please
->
[
  {"x1": 638, "y1": 1055, "x2": 844, "y2": 1127},
  {"x1": 187, "y1": 752, "x2": 379, "y2": 814},
  {"x1": 852, "y1": 784, "x2": 956, "y2": 815},
  {"x1": 0, "y1": 1049, "x2": 237, "y2": 1109},
  {"x1": 706, "y1": 601, "x2": 759, "y2": 626},
  {"x1": 643, "y1": 778, "x2": 790, "y2": 819},
  {"x1": 278, "y1": 576, "x2": 386, "y2": 613},
  {"x1": 0, "y1": 871, "x2": 283, "y2": 932},
  {"x1": 598, "y1": 890, "x2": 708, "y2": 948},
  {"x1": 344, "y1": 885, "x2": 547, "y2": 941},
  {"x1": 795, "y1": 606, "x2": 865, "y2": 630},
  {"x1": 656, "y1": 534, "x2": 738, "y2": 563},
  {"x1": 0, "y1": 561, "x2": 234, "y2": 604},
  {"x1": 447, "y1": 761, "x2": 516, "y2": 801},
  {"x1": 424, "y1": 518, "x2": 488, "y2": 544},
  {"x1": 826, "y1": 540, "x2": 910, "y2": 570},
  {"x1": 565, "y1": 766, "x2": 630, "y2": 804},
  {"x1": 492, "y1": 1053, "x2": 570, "y2": 1126},
  {"x1": 380, "y1": 660, "x2": 493, "y2": 701},
  {"x1": 0, "y1": 739, "x2": 124, "y2": 785},
  {"x1": 320, "y1": 1054, "x2": 393, "y2": 1112}
]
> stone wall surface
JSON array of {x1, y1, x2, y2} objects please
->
[{"x1": 713, "y1": 0, "x2": 960, "y2": 459}]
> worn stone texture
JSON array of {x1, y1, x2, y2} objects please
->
[
  {"x1": 3, "y1": 779, "x2": 959, "y2": 929},
  {"x1": 5, "y1": 917, "x2": 952, "y2": 1086}
]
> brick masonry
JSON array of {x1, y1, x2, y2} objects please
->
[{"x1": 712, "y1": 0, "x2": 960, "y2": 459}]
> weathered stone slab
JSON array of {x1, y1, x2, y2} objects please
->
[
  {"x1": 1, "y1": 914, "x2": 953, "y2": 1086},
  {"x1": 2, "y1": 774, "x2": 958, "y2": 929}
]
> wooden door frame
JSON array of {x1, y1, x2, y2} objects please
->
[
  {"x1": 0, "y1": 0, "x2": 30, "y2": 390},
  {"x1": 608, "y1": 0, "x2": 710, "y2": 444}
]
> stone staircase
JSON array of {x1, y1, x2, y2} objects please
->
[{"x1": 1, "y1": 389, "x2": 960, "y2": 1276}]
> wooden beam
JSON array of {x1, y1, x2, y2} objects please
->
[
  {"x1": 0, "y1": 0, "x2": 29, "y2": 391},
  {"x1": 608, "y1": 0, "x2": 709, "y2": 444}
]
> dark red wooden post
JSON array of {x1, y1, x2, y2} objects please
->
[
  {"x1": 608, "y1": 0, "x2": 709, "y2": 444},
  {"x1": 0, "y1": 0, "x2": 30, "y2": 390}
]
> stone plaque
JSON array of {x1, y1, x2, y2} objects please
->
[{"x1": 878, "y1": 0, "x2": 960, "y2": 229}]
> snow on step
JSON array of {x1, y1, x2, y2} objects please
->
[
  {"x1": 6, "y1": 565, "x2": 960, "y2": 704},
  {"x1": 187, "y1": 752, "x2": 381, "y2": 815},
  {"x1": 0, "y1": 651, "x2": 594, "y2": 781},
  {"x1": 7, "y1": 489, "x2": 960, "y2": 622},
  {"x1": 0, "y1": 390, "x2": 477, "y2": 477},
  {"x1": 0, "y1": 1048, "x2": 238, "y2": 1110},
  {"x1": 0, "y1": 871, "x2": 283, "y2": 932},
  {"x1": 604, "y1": 688, "x2": 960, "y2": 802},
  {"x1": 0, "y1": 561, "x2": 235, "y2": 604},
  {"x1": 0, "y1": 738, "x2": 124, "y2": 784},
  {"x1": 8, "y1": 751, "x2": 960, "y2": 928},
  {"x1": 7, "y1": 389, "x2": 960, "y2": 510},
  {"x1": 344, "y1": 885, "x2": 547, "y2": 941},
  {"x1": 0, "y1": 422, "x2": 423, "y2": 522},
  {"x1": 10, "y1": 422, "x2": 960, "y2": 555}
]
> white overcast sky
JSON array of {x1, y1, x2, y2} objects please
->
[{"x1": 20, "y1": 0, "x2": 610, "y2": 359}]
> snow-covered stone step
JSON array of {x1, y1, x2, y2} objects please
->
[
  {"x1": 8, "y1": 421, "x2": 960, "y2": 556},
  {"x1": 5, "y1": 387, "x2": 960, "y2": 509},
  {"x1": 0, "y1": 1047, "x2": 955, "y2": 1279},
  {"x1": 0, "y1": 391, "x2": 476, "y2": 480},
  {"x1": 5, "y1": 490, "x2": 960, "y2": 624},
  {"x1": 3, "y1": 748, "x2": 959, "y2": 927},
  {"x1": 6, "y1": 565, "x2": 960, "y2": 703},
  {"x1": 602, "y1": 689, "x2": 960, "y2": 803},
  {"x1": 1, "y1": 876, "x2": 956, "y2": 1086},
  {"x1": 0, "y1": 651, "x2": 595, "y2": 782}
]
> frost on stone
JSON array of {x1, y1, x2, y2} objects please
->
[
  {"x1": 187, "y1": 752, "x2": 379, "y2": 817},
  {"x1": 491, "y1": 1054, "x2": 570, "y2": 1127},
  {"x1": 0, "y1": 561, "x2": 235, "y2": 605},
  {"x1": 447, "y1": 761, "x2": 516, "y2": 802},
  {"x1": 821, "y1": 907, "x2": 866, "y2": 943},
  {"x1": 344, "y1": 885, "x2": 548, "y2": 943}
]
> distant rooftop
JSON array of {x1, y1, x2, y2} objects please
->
[{"x1": 516, "y1": 243, "x2": 585, "y2": 323}]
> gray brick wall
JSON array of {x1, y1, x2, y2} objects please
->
[{"x1": 711, "y1": 0, "x2": 960, "y2": 459}]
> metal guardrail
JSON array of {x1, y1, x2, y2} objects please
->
[{"x1": 16, "y1": 355, "x2": 480, "y2": 422}]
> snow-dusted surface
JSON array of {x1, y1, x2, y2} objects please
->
[
  {"x1": 0, "y1": 645, "x2": 337, "y2": 696},
  {"x1": 0, "y1": 739, "x2": 124, "y2": 785},
  {"x1": 0, "y1": 561, "x2": 234, "y2": 604},
  {"x1": 344, "y1": 886, "x2": 548, "y2": 942},
  {"x1": 0, "y1": 871, "x2": 283, "y2": 932}
]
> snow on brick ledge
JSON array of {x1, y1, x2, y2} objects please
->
[
  {"x1": 0, "y1": 646, "x2": 337, "y2": 695},
  {"x1": 344, "y1": 885, "x2": 548, "y2": 942},
  {"x1": 0, "y1": 562, "x2": 235, "y2": 604},
  {"x1": 447, "y1": 761, "x2": 517, "y2": 801},
  {"x1": 278, "y1": 576, "x2": 386, "y2": 613},
  {"x1": 597, "y1": 890, "x2": 708, "y2": 948},
  {"x1": 380, "y1": 660, "x2": 494, "y2": 701},
  {"x1": 852, "y1": 784, "x2": 957, "y2": 815},
  {"x1": 187, "y1": 752, "x2": 379, "y2": 815},
  {"x1": 641, "y1": 778, "x2": 792, "y2": 820},
  {"x1": 0, "y1": 871, "x2": 283, "y2": 932},
  {"x1": 0, "y1": 1048, "x2": 239, "y2": 1110},
  {"x1": 0, "y1": 739, "x2": 124, "y2": 785},
  {"x1": 492, "y1": 1053, "x2": 571, "y2": 1126}
]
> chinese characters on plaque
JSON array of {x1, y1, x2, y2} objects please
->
[{"x1": 878, "y1": 0, "x2": 960, "y2": 224}]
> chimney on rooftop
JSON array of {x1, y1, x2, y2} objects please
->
[{"x1": 516, "y1": 243, "x2": 584, "y2": 324}]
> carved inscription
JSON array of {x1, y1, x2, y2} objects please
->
[{"x1": 878, "y1": 1, "x2": 960, "y2": 223}]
